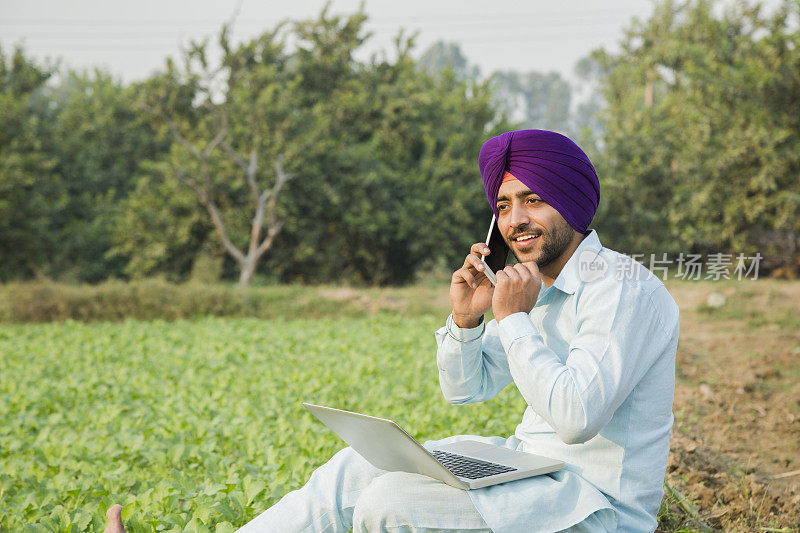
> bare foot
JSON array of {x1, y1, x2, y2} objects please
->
[{"x1": 104, "y1": 504, "x2": 125, "y2": 533}]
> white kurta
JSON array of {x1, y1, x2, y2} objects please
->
[{"x1": 434, "y1": 229, "x2": 680, "y2": 532}]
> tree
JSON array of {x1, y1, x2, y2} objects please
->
[
  {"x1": 115, "y1": 10, "x2": 503, "y2": 286},
  {"x1": 268, "y1": 34, "x2": 501, "y2": 284},
  {"x1": 491, "y1": 70, "x2": 572, "y2": 133},
  {"x1": 118, "y1": 19, "x2": 327, "y2": 286},
  {"x1": 0, "y1": 47, "x2": 63, "y2": 281},
  {"x1": 40, "y1": 71, "x2": 169, "y2": 281},
  {"x1": 418, "y1": 41, "x2": 480, "y2": 82},
  {"x1": 571, "y1": 55, "x2": 607, "y2": 158},
  {"x1": 593, "y1": 0, "x2": 800, "y2": 272},
  {"x1": 418, "y1": 41, "x2": 577, "y2": 135}
]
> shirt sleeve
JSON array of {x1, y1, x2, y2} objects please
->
[
  {"x1": 497, "y1": 281, "x2": 679, "y2": 445},
  {"x1": 434, "y1": 314, "x2": 514, "y2": 404}
]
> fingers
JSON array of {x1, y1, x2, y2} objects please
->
[
  {"x1": 518, "y1": 261, "x2": 540, "y2": 276},
  {"x1": 452, "y1": 267, "x2": 475, "y2": 287},
  {"x1": 453, "y1": 243, "x2": 492, "y2": 289},
  {"x1": 470, "y1": 242, "x2": 491, "y2": 256},
  {"x1": 496, "y1": 264, "x2": 520, "y2": 283},
  {"x1": 496, "y1": 263, "x2": 537, "y2": 284},
  {"x1": 491, "y1": 263, "x2": 541, "y2": 321},
  {"x1": 464, "y1": 253, "x2": 485, "y2": 272},
  {"x1": 462, "y1": 243, "x2": 490, "y2": 273},
  {"x1": 453, "y1": 266, "x2": 480, "y2": 288}
]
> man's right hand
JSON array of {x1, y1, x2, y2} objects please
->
[{"x1": 450, "y1": 242, "x2": 495, "y2": 328}]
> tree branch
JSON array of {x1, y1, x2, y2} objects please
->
[
  {"x1": 246, "y1": 150, "x2": 259, "y2": 201},
  {"x1": 175, "y1": 169, "x2": 245, "y2": 264},
  {"x1": 242, "y1": 151, "x2": 264, "y2": 254},
  {"x1": 219, "y1": 141, "x2": 249, "y2": 170},
  {"x1": 220, "y1": 143, "x2": 260, "y2": 205},
  {"x1": 219, "y1": 143, "x2": 263, "y2": 254},
  {"x1": 141, "y1": 74, "x2": 255, "y2": 272},
  {"x1": 174, "y1": 169, "x2": 203, "y2": 198},
  {"x1": 255, "y1": 155, "x2": 292, "y2": 257},
  {"x1": 140, "y1": 102, "x2": 204, "y2": 161},
  {"x1": 202, "y1": 124, "x2": 229, "y2": 159}
]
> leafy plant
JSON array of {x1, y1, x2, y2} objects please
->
[{"x1": 0, "y1": 316, "x2": 525, "y2": 530}]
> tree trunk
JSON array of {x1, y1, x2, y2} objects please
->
[
  {"x1": 238, "y1": 255, "x2": 258, "y2": 286},
  {"x1": 645, "y1": 68, "x2": 655, "y2": 108}
]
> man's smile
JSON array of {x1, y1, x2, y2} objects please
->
[{"x1": 510, "y1": 231, "x2": 542, "y2": 251}]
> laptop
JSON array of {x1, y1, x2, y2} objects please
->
[{"x1": 303, "y1": 403, "x2": 564, "y2": 490}]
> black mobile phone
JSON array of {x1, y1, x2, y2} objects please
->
[{"x1": 482, "y1": 215, "x2": 509, "y2": 273}]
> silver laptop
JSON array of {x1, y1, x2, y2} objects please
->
[{"x1": 303, "y1": 403, "x2": 564, "y2": 490}]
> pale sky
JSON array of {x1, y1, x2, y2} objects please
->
[
  {"x1": 1, "y1": 0, "x2": 660, "y2": 84},
  {"x1": 0, "y1": 0, "x2": 782, "y2": 85}
]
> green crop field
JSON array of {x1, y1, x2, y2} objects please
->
[
  {"x1": 1, "y1": 315, "x2": 526, "y2": 532},
  {"x1": 5, "y1": 279, "x2": 799, "y2": 531}
]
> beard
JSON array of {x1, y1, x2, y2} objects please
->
[{"x1": 508, "y1": 219, "x2": 575, "y2": 268}]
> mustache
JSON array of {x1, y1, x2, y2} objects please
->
[{"x1": 508, "y1": 225, "x2": 544, "y2": 240}]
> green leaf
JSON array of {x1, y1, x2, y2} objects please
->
[
  {"x1": 243, "y1": 478, "x2": 267, "y2": 506},
  {"x1": 182, "y1": 517, "x2": 210, "y2": 533},
  {"x1": 71, "y1": 510, "x2": 92, "y2": 531}
]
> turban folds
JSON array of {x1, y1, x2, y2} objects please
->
[{"x1": 479, "y1": 129, "x2": 600, "y2": 233}]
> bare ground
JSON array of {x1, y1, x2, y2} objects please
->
[{"x1": 659, "y1": 280, "x2": 800, "y2": 532}]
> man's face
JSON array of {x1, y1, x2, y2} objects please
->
[{"x1": 496, "y1": 179, "x2": 576, "y2": 267}]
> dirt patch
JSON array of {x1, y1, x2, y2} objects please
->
[
  {"x1": 317, "y1": 287, "x2": 363, "y2": 302},
  {"x1": 662, "y1": 279, "x2": 800, "y2": 531},
  {"x1": 317, "y1": 286, "x2": 453, "y2": 316},
  {"x1": 665, "y1": 433, "x2": 800, "y2": 531}
]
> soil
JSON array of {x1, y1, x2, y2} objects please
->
[{"x1": 660, "y1": 280, "x2": 800, "y2": 531}]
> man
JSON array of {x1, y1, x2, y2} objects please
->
[
  {"x1": 430, "y1": 129, "x2": 679, "y2": 532},
  {"x1": 105, "y1": 129, "x2": 679, "y2": 532}
]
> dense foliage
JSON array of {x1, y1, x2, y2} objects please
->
[
  {"x1": 47, "y1": 72, "x2": 170, "y2": 282},
  {"x1": 0, "y1": 48, "x2": 60, "y2": 280},
  {"x1": 592, "y1": 0, "x2": 800, "y2": 267}
]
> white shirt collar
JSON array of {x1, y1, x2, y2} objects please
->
[{"x1": 548, "y1": 229, "x2": 603, "y2": 295}]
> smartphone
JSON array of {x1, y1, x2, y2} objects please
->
[{"x1": 480, "y1": 215, "x2": 509, "y2": 285}]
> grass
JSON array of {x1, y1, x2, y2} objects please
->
[{"x1": 0, "y1": 279, "x2": 454, "y2": 323}]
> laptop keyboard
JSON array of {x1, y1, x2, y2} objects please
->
[{"x1": 431, "y1": 450, "x2": 517, "y2": 479}]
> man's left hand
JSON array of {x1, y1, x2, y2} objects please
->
[{"x1": 492, "y1": 262, "x2": 542, "y2": 322}]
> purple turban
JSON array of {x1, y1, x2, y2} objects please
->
[{"x1": 478, "y1": 129, "x2": 600, "y2": 233}]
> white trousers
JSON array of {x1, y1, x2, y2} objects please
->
[
  {"x1": 238, "y1": 445, "x2": 491, "y2": 533},
  {"x1": 238, "y1": 445, "x2": 609, "y2": 533}
]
